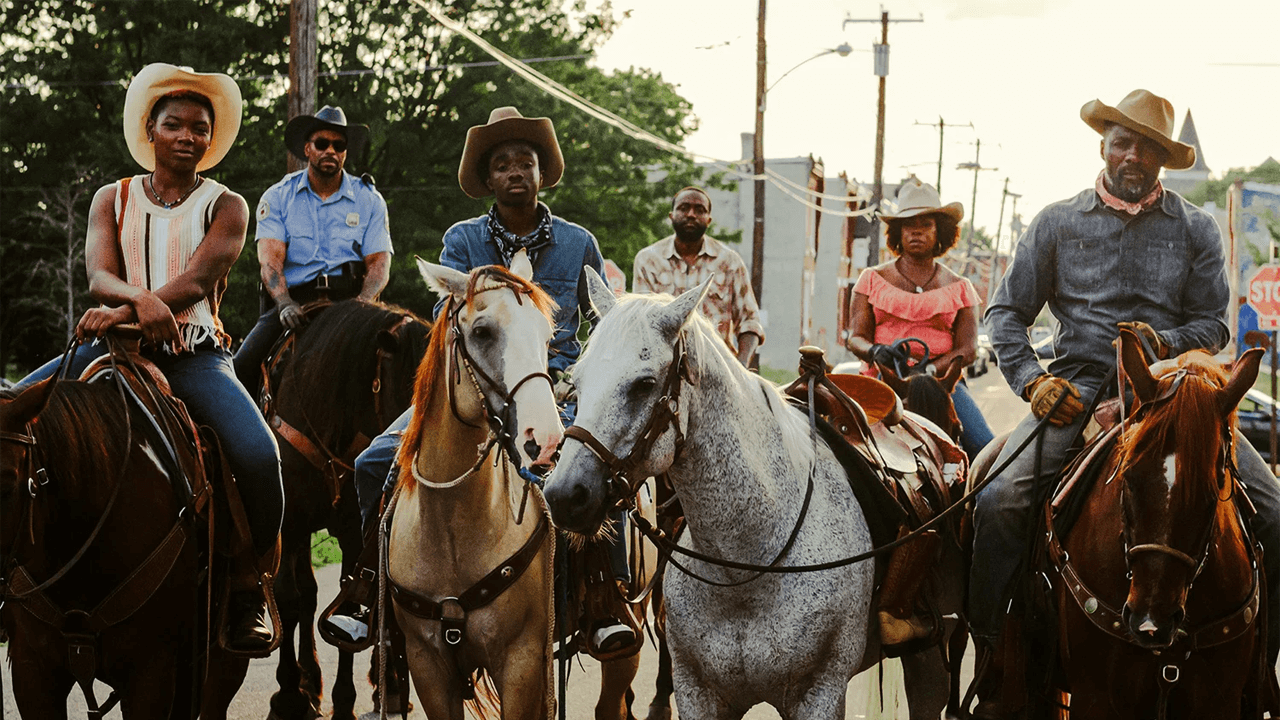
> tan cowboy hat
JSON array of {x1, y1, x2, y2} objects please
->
[
  {"x1": 1080, "y1": 89, "x2": 1195, "y2": 170},
  {"x1": 122, "y1": 63, "x2": 242, "y2": 173},
  {"x1": 457, "y1": 107, "x2": 564, "y2": 199},
  {"x1": 880, "y1": 178, "x2": 964, "y2": 223}
]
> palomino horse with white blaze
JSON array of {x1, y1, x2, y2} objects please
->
[{"x1": 547, "y1": 270, "x2": 894, "y2": 720}]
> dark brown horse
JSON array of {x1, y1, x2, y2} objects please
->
[
  {"x1": 1048, "y1": 333, "x2": 1274, "y2": 718},
  {"x1": 0, "y1": 366, "x2": 248, "y2": 719},
  {"x1": 264, "y1": 299, "x2": 430, "y2": 720},
  {"x1": 881, "y1": 358, "x2": 965, "y2": 443}
]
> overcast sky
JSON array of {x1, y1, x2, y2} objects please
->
[{"x1": 590, "y1": 0, "x2": 1280, "y2": 250}]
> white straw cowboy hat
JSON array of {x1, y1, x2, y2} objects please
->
[
  {"x1": 880, "y1": 178, "x2": 964, "y2": 223},
  {"x1": 284, "y1": 105, "x2": 370, "y2": 161},
  {"x1": 457, "y1": 107, "x2": 565, "y2": 199},
  {"x1": 122, "y1": 63, "x2": 242, "y2": 173},
  {"x1": 1080, "y1": 89, "x2": 1195, "y2": 170}
]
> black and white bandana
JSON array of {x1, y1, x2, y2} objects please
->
[{"x1": 487, "y1": 202, "x2": 554, "y2": 266}]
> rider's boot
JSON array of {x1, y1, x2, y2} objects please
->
[
  {"x1": 319, "y1": 512, "x2": 383, "y2": 647},
  {"x1": 227, "y1": 591, "x2": 273, "y2": 653},
  {"x1": 877, "y1": 528, "x2": 940, "y2": 648}
]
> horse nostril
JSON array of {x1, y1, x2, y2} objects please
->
[{"x1": 523, "y1": 438, "x2": 540, "y2": 461}]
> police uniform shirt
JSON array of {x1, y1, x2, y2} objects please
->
[{"x1": 254, "y1": 169, "x2": 393, "y2": 287}]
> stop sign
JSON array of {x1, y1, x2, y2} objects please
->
[{"x1": 1248, "y1": 264, "x2": 1280, "y2": 329}]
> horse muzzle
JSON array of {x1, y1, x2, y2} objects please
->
[
  {"x1": 542, "y1": 444, "x2": 609, "y2": 534},
  {"x1": 1122, "y1": 602, "x2": 1185, "y2": 649}
]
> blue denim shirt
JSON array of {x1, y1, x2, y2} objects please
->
[
  {"x1": 988, "y1": 187, "x2": 1230, "y2": 398},
  {"x1": 437, "y1": 212, "x2": 606, "y2": 377},
  {"x1": 255, "y1": 169, "x2": 393, "y2": 286}
]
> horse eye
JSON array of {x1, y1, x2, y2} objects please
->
[
  {"x1": 630, "y1": 377, "x2": 657, "y2": 397},
  {"x1": 471, "y1": 325, "x2": 493, "y2": 341}
]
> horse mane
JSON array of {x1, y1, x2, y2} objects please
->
[
  {"x1": 576, "y1": 292, "x2": 815, "y2": 476},
  {"x1": 287, "y1": 299, "x2": 431, "y2": 440},
  {"x1": 396, "y1": 265, "x2": 556, "y2": 480},
  {"x1": 902, "y1": 375, "x2": 954, "y2": 430},
  {"x1": 1118, "y1": 351, "x2": 1233, "y2": 510}
]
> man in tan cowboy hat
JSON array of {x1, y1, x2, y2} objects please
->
[
  {"x1": 969, "y1": 88, "x2": 1280, "y2": 715},
  {"x1": 324, "y1": 107, "x2": 639, "y2": 657},
  {"x1": 232, "y1": 105, "x2": 392, "y2": 392}
]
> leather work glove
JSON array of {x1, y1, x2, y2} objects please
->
[
  {"x1": 1115, "y1": 321, "x2": 1167, "y2": 360},
  {"x1": 1026, "y1": 374, "x2": 1085, "y2": 427},
  {"x1": 278, "y1": 299, "x2": 307, "y2": 330}
]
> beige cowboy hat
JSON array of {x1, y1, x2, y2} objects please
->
[
  {"x1": 123, "y1": 63, "x2": 242, "y2": 173},
  {"x1": 880, "y1": 178, "x2": 964, "y2": 223},
  {"x1": 1080, "y1": 89, "x2": 1195, "y2": 170},
  {"x1": 457, "y1": 107, "x2": 565, "y2": 199}
]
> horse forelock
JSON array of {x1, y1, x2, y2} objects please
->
[
  {"x1": 902, "y1": 375, "x2": 959, "y2": 437},
  {"x1": 1120, "y1": 354, "x2": 1232, "y2": 514},
  {"x1": 465, "y1": 265, "x2": 557, "y2": 322}
]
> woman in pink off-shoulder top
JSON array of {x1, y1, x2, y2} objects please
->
[{"x1": 846, "y1": 179, "x2": 994, "y2": 456}]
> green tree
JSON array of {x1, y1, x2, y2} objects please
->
[
  {"x1": 1, "y1": 0, "x2": 721, "y2": 374},
  {"x1": 1184, "y1": 158, "x2": 1280, "y2": 207}
]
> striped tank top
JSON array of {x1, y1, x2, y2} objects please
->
[{"x1": 114, "y1": 174, "x2": 232, "y2": 353}]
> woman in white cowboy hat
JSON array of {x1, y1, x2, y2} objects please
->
[
  {"x1": 846, "y1": 177, "x2": 994, "y2": 457},
  {"x1": 15, "y1": 63, "x2": 282, "y2": 653}
]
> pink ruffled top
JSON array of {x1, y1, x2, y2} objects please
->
[{"x1": 854, "y1": 268, "x2": 980, "y2": 359}]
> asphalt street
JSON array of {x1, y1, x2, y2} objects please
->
[{"x1": 0, "y1": 368, "x2": 1041, "y2": 719}]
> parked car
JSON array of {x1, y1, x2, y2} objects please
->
[
  {"x1": 968, "y1": 333, "x2": 995, "y2": 377},
  {"x1": 1032, "y1": 334, "x2": 1055, "y2": 360},
  {"x1": 1238, "y1": 388, "x2": 1280, "y2": 463},
  {"x1": 832, "y1": 359, "x2": 866, "y2": 376}
]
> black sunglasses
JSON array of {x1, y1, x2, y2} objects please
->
[{"x1": 312, "y1": 138, "x2": 348, "y2": 153}]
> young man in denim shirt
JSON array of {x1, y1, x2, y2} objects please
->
[
  {"x1": 968, "y1": 88, "x2": 1280, "y2": 716},
  {"x1": 323, "y1": 107, "x2": 636, "y2": 654}
]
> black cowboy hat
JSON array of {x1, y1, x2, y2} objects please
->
[{"x1": 284, "y1": 105, "x2": 370, "y2": 161}]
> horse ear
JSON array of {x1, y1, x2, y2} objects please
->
[
  {"x1": 655, "y1": 275, "x2": 712, "y2": 340},
  {"x1": 1119, "y1": 328, "x2": 1158, "y2": 403},
  {"x1": 1220, "y1": 347, "x2": 1264, "y2": 415},
  {"x1": 509, "y1": 248, "x2": 534, "y2": 281},
  {"x1": 938, "y1": 358, "x2": 964, "y2": 393},
  {"x1": 1, "y1": 377, "x2": 57, "y2": 430},
  {"x1": 416, "y1": 256, "x2": 469, "y2": 298},
  {"x1": 584, "y1": 265, "x2": 616, "y2": 319},
  {"x1": 879, "y1": 363, "x2": 908, "y2": 396}
]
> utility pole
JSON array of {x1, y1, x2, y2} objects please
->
[
  {"x1": 957, "y1": 138, "x2": 998, "y2": 273},
  {"x1": 845, "y1": 9, "x2": 923, "y2": 268},
  {"x1": 750, "y1": 0, "x2": 767, "y2": 305},
  {"x1": 987, "y1": 179, "x2": 1020, "y2": 308},
  {"x1": 913, "y1": 116, "x2": 972, "y2": 195},
  {"x1": 288, "y1": 0, "x2": 317, "y2": 173}
]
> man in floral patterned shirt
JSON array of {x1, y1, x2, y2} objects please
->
[{"x1": 633, "y1": 186, "x2": 765, "y2": 366}]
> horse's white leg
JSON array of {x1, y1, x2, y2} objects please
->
[
  {"x1": 776, "y1": 682, "x2": 848, "y2": 720},
  {"x1": 669, "y1": 659, "x2": 743, "y2": 720},
  {"x1": 596, "y1": 651, "x2": 641, "y2": 720}
]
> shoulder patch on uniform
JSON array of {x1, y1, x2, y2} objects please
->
[
  {"x1": 346, "y1": 212, "x2": 360, "y2": 228},
  {"x1": 256, "y1": 201, "x2": 270, "y2": 221}
]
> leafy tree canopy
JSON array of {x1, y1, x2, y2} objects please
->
[
  {"x1": 1184, "y1": 158, "x2": 1280, "y2": 207},
  {"x1": 0, "y1": 0, "x2": 723, "y2": 375}
]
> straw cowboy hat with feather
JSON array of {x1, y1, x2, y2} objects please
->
[
  {"x1": 457, "y1": 107, "x2": 565, "y2": 199},
  {"x1": 123, "y1": 63, "x2": 242, "y2": 173},
  {"x1": 1080, "y1": 88, "x2": 1196, "y2": 170}
]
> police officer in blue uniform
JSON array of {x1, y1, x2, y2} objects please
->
[{"x1": 233, "y1": 105, "x2": 393, "y2": 390}]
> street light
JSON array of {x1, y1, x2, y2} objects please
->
[{"x1": 749, "y1": 8, "x2": 855, "y2": 307}]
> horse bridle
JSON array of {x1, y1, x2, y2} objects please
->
[
  {"x1": 561, "y1": 335, "x2": 689, "y2": 507},
  {"x1": 371, "y1": 314, "x2": 418, "y2": 429},
  {"x1": 445, "y1": 270, "x2": 556, "y2": 469}
]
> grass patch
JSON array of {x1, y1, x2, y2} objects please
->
[
  {"x1": 311, "y1": 530, "x2": 343, "y2": 568},
  {"x1": 758, "y1": 364, "x2": 798, "y2": 386}
]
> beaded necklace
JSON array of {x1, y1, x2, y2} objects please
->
[{"x1": 146, "y1": 173, "x2": 203, "y2": 210}]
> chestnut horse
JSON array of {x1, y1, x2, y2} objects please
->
[
  {"x1": 0, "y1": 364, "x2": 247, "y2": 718},
  {"x1": 1049, "y1": 332, "x2": 1273, "y2": 718},
  {"x1": 264, "y1": 299, "x2": 430, "y2": 720}
]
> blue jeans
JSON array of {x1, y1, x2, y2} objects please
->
[
  {"x1": 952, "y1": 380, "x2": 994, "y2": 458},
  {"x1": 968, "y1": 380, "x2": 1280, "y2": 666},
  {"x1": 20, "y1": 342, "x2": 284, "y2": 557},
  {"x1": 355, "y1": 406, "x2": 631, "y2": 584}
]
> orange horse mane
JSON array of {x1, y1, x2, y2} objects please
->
[
  {"x1": 1117, "y1": 351, "x2": 1234, "y2": 511},
  {"x1": 395, "y1": 265, "x2": 556, "y2": 489}
]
